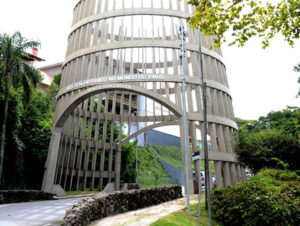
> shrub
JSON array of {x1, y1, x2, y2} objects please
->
[{"x1": 211, "y1": 169, "x2": 300, "y2": 226}]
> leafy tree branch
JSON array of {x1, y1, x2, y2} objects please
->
[{"x1": 187, "y1": 0, "x2": 300, "y2": 48}]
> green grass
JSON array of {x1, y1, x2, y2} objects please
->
[
  {"x1": 136, "y1": 146, "x2": 176, "y2": 188},
  {"x1": 151, "y1": 144, "x2": 215, "y2": 173},
  {"x1": 152, "y1": 144, "x2": 183, "y2": 169},
  {"x1": 151, "y1": 198, "x2": 221, "y2": 226},
  {"x1": 66, "y1": 189, "x2": 100, "y2": 196}
]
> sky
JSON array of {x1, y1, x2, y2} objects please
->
[{"x1": 0, "y1": 0, "x2": 299, "y2": 120}]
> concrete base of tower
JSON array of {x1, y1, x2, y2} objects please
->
[{"x1": 42, "y1": 184, "x2": 66, "y2": 197}]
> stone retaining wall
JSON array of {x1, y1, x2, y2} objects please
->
[
  {"x1": 0, "y1": 190, "x2": 56, "y2": 204},
  {"x1": 63, "y1": 185, "x2": 182, "y2": 226}
]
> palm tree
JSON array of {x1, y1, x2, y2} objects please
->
[{"x1": 0, "y1": 32, "x2": 41, "y2": 183}]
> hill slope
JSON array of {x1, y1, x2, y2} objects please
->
[{"x1": 121, "y1": 142, "x2": 176, "y2": 188}]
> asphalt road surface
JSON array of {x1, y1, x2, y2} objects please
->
[{"x1": 0, "y1": 198, "x2": 82, "y2": 226}]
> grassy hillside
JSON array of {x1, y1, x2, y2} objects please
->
[
  {"x1": 121, "y1": 142, "x2": 176, "y2": 188},
  {"x1": 152, "y1": 144, "x2": 183, "y2": 169},
  {"x1": 151, "y1": 144, "x2": 215, "y2": 173},
  {"x1": 137, "y1": 147, "x2": 176, "y2": 188}
]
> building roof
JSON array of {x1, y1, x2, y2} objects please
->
[
  {"x1": 38, "y1": 62, "x2": 63, "y2": 70},
  {"x1": 40, "y1": 70, "x2": 54, "y2": 86},
  {"x1": 23, "y1": 52, "x2": 45, "y2": 62}
]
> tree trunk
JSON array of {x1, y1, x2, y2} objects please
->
[{"x1": 0, "y1": 72, "x2": 10, "y2": 184}]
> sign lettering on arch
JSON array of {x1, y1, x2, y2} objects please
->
[
  {"x1": 87, "y1": 83, "x2": 132, "y2": 92},
  {"x1": 66, "y1": 74, "x2": 165, "y2": 91}
]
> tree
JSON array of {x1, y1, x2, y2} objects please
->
[
  {"x1": 235, "y1": 107, "x2": 300, "y2": 173},
  {"x1": 120, "y1": 140, "x2": 139, "y2": 186},
  {"x1": 235, "y1": 129, "x2": 300, "y2": 173},
  {"x1": 236, "y1": 106, "x2": 300, "y2": 139},
  {"x1": 294, "y1": 63, "x2": 300, "y2": 97},
  {"x1": 187, "y1": 0, "x2": 300, "y2": 48},
  {"x1": 20, "y1": 90, "x2": 54, "y2": 188},
  {"x1": 0, "y1": 32, "x2": 40, "y2": 184}
]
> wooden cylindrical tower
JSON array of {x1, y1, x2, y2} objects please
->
[{"x1": 42, "y1": 0, "x2": 246, "y2": 194}]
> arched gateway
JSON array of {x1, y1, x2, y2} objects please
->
[{"x1": 42, "y1": 0, "x2": 246, "y2": 194}]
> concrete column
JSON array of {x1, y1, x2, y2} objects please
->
[
  {"x1": 115, "y1": 145, "x2": 122, "y2": 190},
  {"x1": 194, "y1": 159, "x2": 201, "y2": 194},
  {"x1": 241, "y1": 166, "x2": 247, "y2": 181},
  {"x1": 215, "y1": 161, "x2": 224, "y2": 187},
  {"x1": 191, "y1": 122, "x2": 200, "y2": 194},
  {"x1": 224, "y1": 126, "x2": 233, "y2": 154},
  {"x1": 42, "y1": 127, "x2": 62, "y2": 193},
  {"x1": 230, "y1": 163, "x2": 238, "y2": 185},
  {"x1": 222, "y1": 162, "x2": 231, "y2": 186},
  {"x1": 179, "y1": 121, "x2": 194, "y2": 195},
  {"x1": 236, "y1": 164, "x2": 243, "y2": 182},
  {"x1": 208, "y1": 161, "x2": 213, "y2": 190},
  {"x1": 216, "y1": 125, "x2": 226, "y2": 153}
]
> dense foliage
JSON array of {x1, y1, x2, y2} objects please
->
[
  {"x1": 187, "y1": 0, "x2": 300, "y2": 48},
  {"x1": 0, "y1": 32, "x2": 43, "y2": 187},
  {"x1": 0, "y1": 68, "x2": 59, "y2": 189},
  {"x1": 236, "y1": 129, "x2": 300, "y2": 173},
  {"x1": 120, "y1": 141, "x2": 139, "y2": 186},
  {"x1": 236, "y1": 106, "x2": 300, "y2": 139},
  {"x1": 19, "y1": 89, "x2": 55, "y2": 188},
  {"x1": 211, "y1": 169, "x2": 300, "y2": 226},
  {"x1": 235, "y1": 106, "x2": 300, "y2": 173}
]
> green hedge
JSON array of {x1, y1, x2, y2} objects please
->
[{"x1": 211, "y1": 169, "x2": 300, "y2": 226}]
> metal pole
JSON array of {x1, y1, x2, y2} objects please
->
[
  {"x1": 199, "y1": 28, "x2": 212, "y2": 226},
  {"x1": 180, "y1": 23, "x2": 191, "y2": 214},
  {"x1": 197, "y1": 28, "x2": 203, "y2": 226},
  {"x1": 204, "y1": 83, "x2": 212, "y2": 225},
  {"x1": 136, "y1": 146, "x2": 138, "y2": 184},
  {"x1": 198, "y1": 154, "x2": 202, "y2": 226}
]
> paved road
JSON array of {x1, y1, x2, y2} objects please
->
[{"x1": 0, "y1": 198, "x2": 82, "y2": 226}]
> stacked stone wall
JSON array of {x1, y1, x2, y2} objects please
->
[{"x1": 63, "y1": 185, "x2": 182, "y2": 226}]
